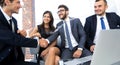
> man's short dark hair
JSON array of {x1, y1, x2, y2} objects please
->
[
  {"x1": 0, "y1": 0, "x2": 14, "y2": 7},
  {"x1": 95, "y1": 0, "x2": 107, "y2": 5},
  {"x1": 58, "y1": 4, "x2": 69, "y2": 11},
  {"x1": 0, "y1": 0, "x2": 4, "y2": 7}
]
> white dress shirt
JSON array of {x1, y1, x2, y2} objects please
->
[
  {"x1": 63, "y1": 17, "x2": 78, "y2": 48},
  {"x1": 93, "y1": 14, "x2": 110, "y2": 44}
]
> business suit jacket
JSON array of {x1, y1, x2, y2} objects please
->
[
  {"x1": 0, "y1": 10, "x2": 38, "y2": 62},
  {"x1": 48, "y1": 18, "x2": 86, "y2": 50},
  {"x1": 84, "y1": 12, "x2": 120, "y2": 49}
]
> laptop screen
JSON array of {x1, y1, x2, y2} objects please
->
[{"x1": 91, "y1": 29, "x2": 120, "y2": 65}]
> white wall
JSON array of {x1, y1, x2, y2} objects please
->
[
  {"x1": 13, "y1": 0, "x2": 23, "y2": 29},
  {"x1": 15, "y1": 0, "x2": 120, "y2": 29},
  {"x1": 34, "y1": 0, "x2": 120, "y2": 27},
  {"x1": 35, "y1": 0, "x2": 94, "y2": 26}
]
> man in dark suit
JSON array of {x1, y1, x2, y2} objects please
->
[
  {"x1": 84, "y1": 0, "x2": 120, "y2": 53},
  {"x1": 40, "y1": 4, "x2": 91, "y2": 62},
  {"x1": 0, "y1": 0, "x2": 40, "y2": 65}
]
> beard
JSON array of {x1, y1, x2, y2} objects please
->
[{"x1": 60, "y1": 14, "x2": 67, "y2": 20}]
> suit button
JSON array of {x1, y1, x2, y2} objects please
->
[{"x1": 8, "y1": 49, "x2": 11, "y2": 51}]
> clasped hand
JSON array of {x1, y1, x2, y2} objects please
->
[
  {"x1": 17, "y1": 29, "x2": 27, "y2": 37},
  {"x1": 39, "y1": 38, "x2": 48, "y2": 48}
]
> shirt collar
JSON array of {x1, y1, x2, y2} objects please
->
[
  {"x1": 97, "y1": 13, "x2": 106, "y2": 19},
  {"x1": 0, "y1": 8, "x2": 12, "y2": 21},
  {"x1": 63, "y1": 16, "x2": 70, "y2": 22}
]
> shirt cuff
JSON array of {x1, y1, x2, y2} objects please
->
[
  {"x1": 46, "y1": 39, "x2": 50, "y2": 44},
  {"x1": 78, "y1": 48, "x2": 83, "y2": 51},
  {"x1": 33, "y1": 37, "x2": 39, "y2": 46}
]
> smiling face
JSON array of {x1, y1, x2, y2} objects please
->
[
  {"x1": 5, "y1": 0, "x2": 22, "y2": 14},
  {"x1": 57, "y1": 7, "x2": 68, "y2": 20},
  {"x1": 94, "y1": 0, "x2": 108, "y2": 16},
  {"x1": 9, "y1": 0, "x2": 21, "y2": 14},
  {"x1": 43, "y1": 13, "x2": 51, "y2": 24},
  {"x1": 3, "y1": 0, "x2": 22, "y2": 16}
]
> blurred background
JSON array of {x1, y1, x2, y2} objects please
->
[{"x1": 12, "y1": 0, "x2": 120, "y2": 62}]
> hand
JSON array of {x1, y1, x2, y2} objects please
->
[
  {"x1": 73, "y1": 49, "x2": 82, "y2": 58},
  {"x1": 30, "y1": 33, "x2": 41, "y2": 38},
  {"x1": 90, "y1": 45, "x2": 95, "y2": 52},
  {"x1": 40, "y1": 48, "x2": 48, "y2": 57},
  {"x1": 39, "y1": 38, "x2": 48, "y2": 48},
  {"x1": 17, "y1": 29, "x2": 27, "y2": 37},
  {"x1": 34, "y1": 33, "x2": 41, "y2": 37}
]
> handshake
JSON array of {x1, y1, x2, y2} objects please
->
[
  {"x1": 18, "y1": 29, "x2": 49, "y2": 48},
  {"x1": 38, "y1": 38, "x2": 49, "y2": 48},
  {"x1": 28, "y1": 31, "x2": 49, "y2": 48}
]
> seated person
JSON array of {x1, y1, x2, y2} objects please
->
[
  {"x1": 29, "y1": 11, "x2": 60, "y2": 65},
  {"x1": 39, "y1": 4, "x2": 92, "y2": 63},
  {"x1": 84, "y1": 0, "x2": 120, "y2": 53}
]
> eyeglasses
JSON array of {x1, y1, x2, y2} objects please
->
[{"x1": 57, "y1": 9, "x2": 65, "y2": 14}]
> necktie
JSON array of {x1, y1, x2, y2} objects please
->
[
  {"x1": 9, "y1": 19, "x2": 18, "y2": 59},
  {"x1": 9, "y1": 19, "x2": 14, "y2": 32},
  {"x1": 65, "y1": 22, "x2": 73, "y2": 50},
  {"x1": 9, "y1": 19, "x2": 12, "y2": 27},
  {"x1": 100, "y1": 17, "x2": 106, "y2": 30}
]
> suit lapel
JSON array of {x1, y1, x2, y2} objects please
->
[
  {"x1": 0, "y1": 10, "x2": 12, "y2": 29},
  {"x1": 93, "y1": 15, "x2": 97, "y2": 34},
  {"x1": 70, "y1": 19, "x2": 73, "y2": 33},
  {"x1": 69, "y1": 17, "x2": 75, "y2": 32},
  {"x1": 0, "y1": 10, "x2": 17, "y2": 32},
  {"x1": 61, "y1": 21, "x2": 65, "y2": 38},
  {"x1": 106, "y1": 13, "x2": 112, "y2": 29}
]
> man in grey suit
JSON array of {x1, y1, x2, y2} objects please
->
[{"x1": 40, "y1": 4, "x2": 91, "y2": 61}]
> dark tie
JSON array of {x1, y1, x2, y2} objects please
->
[
  {"x1": 9, "y1": 19, "x2": 14, "y2": 32},
  {"x1": 100, "y1": 17, "x2": 106, "y2": 30},
  {"x1": 9, "y1": 19, "x2": 18, "y2": 58},
  {"x1": 9, "y1": 19, "x2": 12, "y2": 27},
  {"x1": 65, "y1": 22, "x2": 73, "y2": 50}
]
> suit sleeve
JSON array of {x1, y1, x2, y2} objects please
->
[
  {"x1": 75, "y1": 18, "x2": 86, "y2": 49},
  {"x1": 113, "y1": 13, "x2": 120, "y2": 28},
  {"x1": 47, "y1": 25, "x2": 60, "y2": 43},
  {"x1": 0, "y1": 29, "x2": 37, "y2": 48},
  {"x1": 84, "y1": 17, "x2": 96, "y2": 49}
]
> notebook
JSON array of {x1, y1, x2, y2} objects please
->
[{"x1": 90, "y1": 29, "x2": 120, "y2": 65}]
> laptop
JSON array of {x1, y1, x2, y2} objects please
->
[{"x1": 90, "y1": 29, "x2": 120, "y2": 65}]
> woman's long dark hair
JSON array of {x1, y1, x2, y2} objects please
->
[{"x1": 40, "y1": 10, "x2": 55, "y2": 31}]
